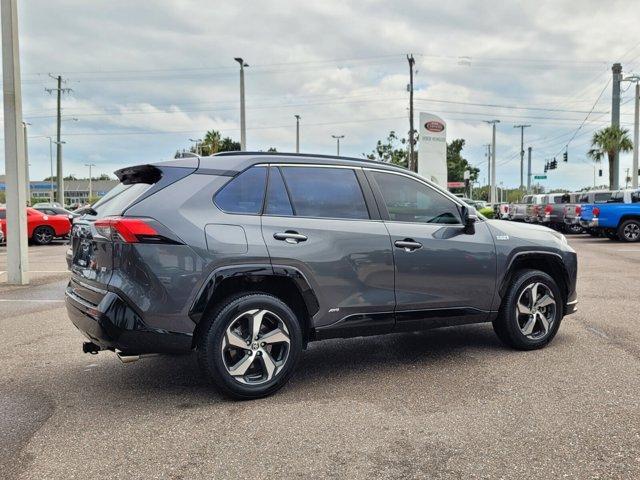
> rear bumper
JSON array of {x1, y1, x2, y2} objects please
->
[{"x1": 65, "y1": 281, "x2": 192, "y2": 354}]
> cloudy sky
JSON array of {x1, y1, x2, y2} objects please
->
[{"x1": 3, "y1": 0, "x2": 640, "y2": 190}]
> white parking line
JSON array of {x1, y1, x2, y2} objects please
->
[
  {"x1": 0, "y1": 299, "x2": 64, "y2": 303},
  {"x1": 615, "y1": 249, "x2": 640, "y2": 252}
]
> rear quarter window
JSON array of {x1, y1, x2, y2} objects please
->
[{"x1": 214, "y1": 166, "x2": 267, "y2": 215}]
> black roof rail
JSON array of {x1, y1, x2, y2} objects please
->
[{"x1": 212, "y1": 151, "x2": 391, "y2": 166}]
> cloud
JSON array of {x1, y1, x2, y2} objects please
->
[{"x1": 0, "y1": 0, "x2": 638, "y2": 191}]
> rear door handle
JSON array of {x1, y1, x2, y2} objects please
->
[
  {"x1": 394, "y1": 239, "x2": 422, "y2": 252},
  {"x1": 274, "y1": 231, "x2": 308, "y2": 244}
]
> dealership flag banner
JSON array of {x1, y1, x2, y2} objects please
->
[{"x1": 418, "y1": 113, "x2": 447, "y2": 189}]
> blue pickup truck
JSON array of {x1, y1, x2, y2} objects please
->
[{"x1": 580, "y1": 189, "x2": 640, "y2": 241}]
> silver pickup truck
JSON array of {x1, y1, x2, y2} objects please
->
[
  {"x1": 540, "y1": 193, "x2": 577, "y2": 230},
  {"x1": 509, "y1": 194, "x2": 546, "y2": 222},
  {"x1": 563, "y1": 190, "x2": 612, "y2": 234}
]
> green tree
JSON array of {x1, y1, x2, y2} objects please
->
[
  {"x1": 587, "y1": 125, "x2": 633, "y2": 189},
  {"x1": 365, "y1": 131, "x2": 408, "y2": 167},
  {"x1": 198, "y1": 130, "x2": 241, "y2": 156},
  {"x1": 446, "y1": 139, "x2": 479, "y2": 183}
]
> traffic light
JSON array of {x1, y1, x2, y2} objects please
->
[
  {"x1": 544, "y1": 162, "x2": 548, "y2": 173},
  {"x1": 563, "y1": 151, "x2": 568, "y2": 162},
  {"x1": 599, "y1": 169, "x2": 603, "y2": 177}
]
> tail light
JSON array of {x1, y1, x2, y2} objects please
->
[
  {"x1": 592, "y1": 207, "x2": 600, "y2": 217},
  {"x1": 575, "y1": 205, "x2": 582, "y2": 215},
  {"x1": 544, "y1": 204, "x2": 553, "y2": 214},
  {"x1": 94, "y1": 217, "x2": 159, "y2": 243}
]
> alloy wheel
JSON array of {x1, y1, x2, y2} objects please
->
[
  {"x1": 221, "y1": 309, "x2": 291, "y2": 385},
  {"x1": 515, "y1": 282, "x2": 557, "y2": 340},
  {"x1": 35, "y1": 228, "x2": 53, "y2": 244},
  {"x1": 623, "y1": 223, "x2": 640, "y2": 241}
]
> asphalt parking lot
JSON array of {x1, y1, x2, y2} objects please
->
[{"x1": 1, "y1": 235, "x2": 639, "y2": 479}]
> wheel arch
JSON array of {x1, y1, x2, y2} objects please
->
[
  {"x1": 190, "y1": 264, "x2": 319, "y2": 348},
  {"x1": 618, "y1": 214, "x2": 640, "y2": 225},
  {"x1": 500, "y1": 252, "x2": 569, "y2": 312}
]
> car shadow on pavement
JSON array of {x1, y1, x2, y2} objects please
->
[{"x1": 38, "y1": 323, "x2": 571, "y2": 406}]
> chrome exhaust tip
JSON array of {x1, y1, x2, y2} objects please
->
[{"x1": 116, "y1": 351, "x2": 140, "y2": 364}]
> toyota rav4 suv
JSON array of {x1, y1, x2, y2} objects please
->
[{"x1": 66, "y1": 152, "x2": 578, "y2": 399}]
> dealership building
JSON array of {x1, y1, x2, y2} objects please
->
[{"x1": 0, "y1": 175, "x2": 119, "y2": 206}]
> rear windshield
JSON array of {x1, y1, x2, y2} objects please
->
[
  {"x1": 594, "y1": 193, "x2": 611, "y2": 203},
  {"x1": 0, "y1": 210, "x2": 5, "y2": 219},
  {"x1": 91, "y1": 182, "x2": 152, "y2": 217},
  {"x1": 522, "y1": 196, "x2": 532, "y2": 204}
]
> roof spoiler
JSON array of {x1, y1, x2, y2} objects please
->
[{"x1": 114, "y1": 164, "x2": 162, "y2": 185}]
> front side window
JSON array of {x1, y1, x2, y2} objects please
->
[
  {"x1": 371, "y1": 171, "x2": 461, "y2": 224},
  {"x1": 280, "y1": 167, "x2": 369, "y2": 219},
  {"x1": 632, "y1": 191, "x2": 640, "y2": 203},
  {"x1": 215, "y1": 166, "x2": 267, "y2": 214}
]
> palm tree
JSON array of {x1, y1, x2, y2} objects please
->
[{"x1": 587, "y1": 125, "x2": 633, "y2": 189}]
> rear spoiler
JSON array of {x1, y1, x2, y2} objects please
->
[{"x1": 115, "y1": 164, "x2": 162, "y2": 185}]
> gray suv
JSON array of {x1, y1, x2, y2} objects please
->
[{"x1": 66, "y1": 152, "x2": 578, "y2": 399}]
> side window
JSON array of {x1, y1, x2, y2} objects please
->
[
  {"x1": 280, "y1": 167, "x2": 369, "y2": 219},
  {"x1": 595, "y1": 193, "x2": 611, "y2": 203},
  {"x1": 214, "y1": 166, "x2": 267, "y2": 214},
  {"x1": 633, "y1": 192, "x2": 640, "y2": 203},
  {"x1": 371, "y1": 171, "x2": 461, "y2": 224},
  {"x1": 264, "y1": 167, "x2": 293, "y2": 216}
]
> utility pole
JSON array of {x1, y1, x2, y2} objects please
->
[
  {"x1": 234, "y1": 57, "x2": 248, "y2": 150},
  {"x1": 47, "y1": 137, "x2": 54, "y2": 202},
  {"x1": 611, "y1": 63, "x2": 622, "y2": 189},
  {"x1": 484, "y1": 144, "x2": 492, "y2": 188},
  {"x1": 623, "y1": 75, "x2": 640, "y2": 188},
  {"x1": 484, "y1": 120, "x2": 500, "y2": 204},
  {"x1": 527, "y1": 146, "x2": 532, "y2": 192},
  {"x1": 46, "y1": 75, "x2": 71, "y2": 206},
  {"x1": 514, "y1": 124, "x2": 531, "y2": 189},
  {"x1": 85, "y1": 163, "x2": 96, "y2": 203},
  {"x1": 332, "y1": 135, "x2": 344, "y2": 156},
  {"x1": 294, "y1": 114, "x2": 301, "y2": 153},
  {"x1": 407, "y1": 54, "x2": 416, "y2": 172},
  {"x1": 2, "y1": 0, "x2": 29, "y2": 284},
  {"x1": 22, "y1": 121, "x2": 30, "y2": 203}
]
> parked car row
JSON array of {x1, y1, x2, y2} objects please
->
[
  {"x1": 500, "y1": 189, "x2": 640, "y2": 242},
  {"x1": 0, "y1": 207, "x2": 73, "y2": 245}
]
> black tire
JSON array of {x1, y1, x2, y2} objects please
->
[
  {"x1": 564, "y1": 223, "x2": 583, "y2": 235},
  {"x1": 32, "y1": 226, "x2": 55, "y2": 245},
  {"x1": 493, "y1": 269, "x2": 563, "y2": 350},
  {"x1": 617, "y1": 219, "x2": 640, "y2": 242},
  {"x1": 197, "y1": 293, "x2": 303, "y2": 400}
]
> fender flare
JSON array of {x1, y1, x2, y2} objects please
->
[
  {"x1": 499, "y1": 250, "x2": 569, "y2": 299},
  {"x1": 189, "y1": 263, "x2": 319, "y2": 323}
]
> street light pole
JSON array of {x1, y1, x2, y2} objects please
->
[
  {"x1": 295, "y1": 114, "x2": 301, "y2": 153},
  {"x1": 85, "y1": 163, "x2": 96, "y2": 203},
  {"x1": 2, "y1": 0, "x2": 29, "y2": 284},
  {"x1": 189, "y1": 138, "x2": 203, "y2": 155},
  {"x1": 234, "y1": 57, "x2": 248, "y2": 151},
  {"x1": 484, "y1": 120, "x2": 500, "y2": 204},
  {"x1": 623, "y1": 75, "x2": 640, "y2": 189},
  {"x1": 332, "y1": 135, "x2": 344, "y2": 156}
]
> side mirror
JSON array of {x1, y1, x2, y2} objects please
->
[{"x1": 460, "y1": 205, "x2": 478, "y2": 234}]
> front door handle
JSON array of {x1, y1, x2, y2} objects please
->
[
  {"x1": 394, "y1": 239, "x2": 422, "y2": 252},
  {"x1": 274, "y1": 231, "x2": 308, "y2": 244}
]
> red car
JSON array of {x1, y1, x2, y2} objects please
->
[{"x1": 0, "y1": 207, "x2": 72, "y2": 245}]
